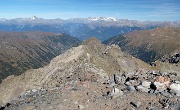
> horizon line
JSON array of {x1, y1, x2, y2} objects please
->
[{"x1": 0, "y1": 16, "x2": 180, "y2": 22}]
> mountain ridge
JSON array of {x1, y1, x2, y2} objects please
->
[
  {"x1": 1, "y1": 17, "x2": 180, "y2": 41},
  {"x1": 0, "y1": 37, "x2": 151, "y2": 106},
  {"x1": 0, "y1": 37, "x2": 179, "y2": 110},
  {"x1": 103, "y1": 27, "x2": 180, "y2": 64}
]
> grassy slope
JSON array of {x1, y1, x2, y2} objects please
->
[
  {"x1": 0, "y1": 31, "x2": 81, "y2": 82},
  {"x1": 103, "y1": 27, "x2": 180, "y2": 63}
]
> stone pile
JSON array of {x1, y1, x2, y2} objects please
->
[{"x1": 1, "y1": 69, "x2": 179, "y2": 110}]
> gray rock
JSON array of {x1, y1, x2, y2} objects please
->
[
  {"x1": 170, "y1": 83, "x2": 180, "y2": 96},
  {"x1": 124, "y1": 107, "x2": 135, "y2": 110},
  {"x1": 149, "y1": 90, "x2": 154, "y2": 94},
  {"x1": 136, "y1": 101, "x2": 142, "y2": 108},
  {"x1": 110, "y1": 87, "x2": 123, "y2": 98},
  {"x1": 151, "y1": 71, "x2": 158, "y2": 75},
  {"x1": 168, "y1": 102, "x2": 175, "y2": 109},
  {"x1": 107, "y1": 83, "x2": 117, "y2": 87},
  {"x1": 176, "y1": 105, "x2": 180, "y2": 110},
  {"x1": 141, "y1": 81, "x2": 151, "y2": 88},
  {"x1": 126, "y1": 86, "x2": 135, "y2": 91},
  {"x1": 130, "y1": 101, "x2": 141, "y2": 108},
  {"x1": 136, "y1": 85, "x2": 149, "y2": 92},
  {"x1": 114, "y1": 73, "x2": 122, "y2": 84},
  {"x1": 159, "y1": 98, "x2": 170, "y2": 108},
  {"x1": 113, "y1": 73, "x2": 126, "y2": 85},
  {"x1": 125, "y1": 81, "x2": 132, "y2": 86},
  {"x1": 78, "y1": 104, "x2": 85, "y2": 109},
  {"x1": 154, "y1": 90, "x2": 161, "y2": 94},
  {"x1": 146, "y1": 106, "x2": 158, "y2": 110},
  {"x1": 40, "y1": 89, "x2": 47, "y2": 95},
  {"x1": 0, "y1": 106, "x2": 3, "y2": 109},
  {"x1": 136, "y1": 81, "x2": 151, "y2": 92},
  {"x1": 169, "y1": 89, "x2": 177, "y2": 95},
  {"x1": 109, "y1": 75, "x2": 115, "y2": 84},
  {"x1": 175, "y1": 81, "x2": 180, "y2": 84},
  {"x1": 153, "y1": 79, "x2": 169, "y2": 92},
  {"x1": 160, "y1": 91, "x2": 172, "y2": 98}
]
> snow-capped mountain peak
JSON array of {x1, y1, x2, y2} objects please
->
[
  {"x1": 88, "y1": 17, "x2": 117, "y2": 21},
  {"x1": 31, "y1": 16, "x2": 38, "y2": 20}
]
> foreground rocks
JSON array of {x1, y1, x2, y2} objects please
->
[
  {"x1": 0, "y1": 38, "x2": 179, "y2": 110},
  {"x1": 1, "y1": 71, "x2": 180, "y2": 110}
]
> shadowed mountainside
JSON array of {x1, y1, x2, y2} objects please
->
[{"x1": 0, "y1": 31, "x2": 81, "y2": 82}]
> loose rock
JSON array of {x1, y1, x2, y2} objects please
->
[
  {"x1": 110, "y1": 87, "x2": 123, "y2": 98},
  {"x1": 153, "y1": 76, "x2": 170, "y2": 92},
  {"x1": 170, "y1": 83, "x2": 180, "y2": 96},
  {"x1": 126, "y1": 86, "x2": 135, "y2": 91},
  {"x1": 78, "y1": 105, "x2": 85, "y2": 109},
  {"x1": 130, "y1": 101, "x2": 141, "y2": 108},
  {"x1": 136, "y1": 81, "x2": 151, "y2": 92}
]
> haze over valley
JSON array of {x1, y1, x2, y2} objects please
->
[{"x1": 0, "y1": 16, "x2": 180, "y2": 41}]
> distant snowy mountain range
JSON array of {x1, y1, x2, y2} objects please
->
[
  {"x1": 0, "y1": 16, "x2": 180, "y2": 41},
  {"x1": 0, "y1": 16, "x2": 118, "y2": 22},
  {"x1": 87, "y1": 17, "x2": 117, "y2": 21}
]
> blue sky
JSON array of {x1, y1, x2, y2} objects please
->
[{"x1": 0, "y1": 0, "x2": 180, "y2": 21}]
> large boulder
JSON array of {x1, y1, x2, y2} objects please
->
[
  {"x1": 153, "y1": 76, "x2": 170, "y2": 92},
  {"x1": 170, "y1": 83, "x2": 180, "y2": 96},
  {"x1": 136, "y1": 81, "x2": 151, "y2": 92},
  {"x1": 110, "y1": 88, "x2": 123, "y2": 98}
]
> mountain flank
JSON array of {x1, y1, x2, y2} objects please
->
[
  {"x1": 0, "y1": 31, "x2": 81, "y2": 82},
  {"x1": 103, "y1": 27, "x2": 180, "y2": 63},
  {"x1": 0, "y1": 37, "x2": 179, "y2": 110}
]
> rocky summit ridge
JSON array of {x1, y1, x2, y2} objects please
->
[{"x1": 0, "y1": 38, "x2": 180, "y2": 110}]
